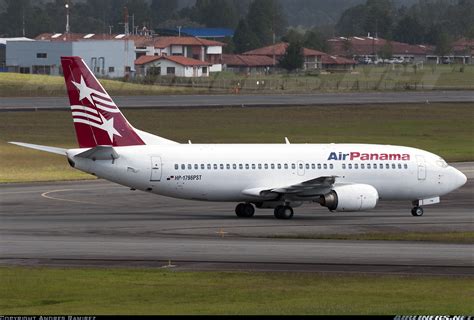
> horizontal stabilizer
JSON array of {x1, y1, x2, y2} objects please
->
[
  {"x1": 75, "y1": 146, "x2": 119, "y2": 160},
  {"x1": 9, "y1": 142, "x2": 67, "y2": 155}
]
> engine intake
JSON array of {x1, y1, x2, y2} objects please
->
[{"x1": 319, "y1": 184, "x2": 379, "y2": 212}]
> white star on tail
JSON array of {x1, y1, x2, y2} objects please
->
[
  {"x1": 71, "y1": 76, "x2": 96, "y2": 105},
  {"x1": 98, "y1": 113, "x2": 122, "y2": 142}
]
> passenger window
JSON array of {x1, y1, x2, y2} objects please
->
[
  {"x1": 194, "y1": 164, "x2": 199, "y2": 170},
  {"x1": 181, "y1": 164, "x2": 186, "y2": 170},
  {"x1": 306, "y1": 164, "x2": 310, "y2": 170},
  {"x1": 207, "y1": 164, "x2": 211, "y2": 170},
  {"x1": 386, "y1": 164, "x2": 390, "y2": 169},
  {"x1": 330, "y1": 164, "x2": 334, "y2": 169},
  {"x1": 258, "y1": 164, "x2": 262, "y2": 170},
  {"x1": 361, "y1": 164, "x2": 365, "y2": 169},
  {"x1": 398, "y1": 164, "x2": 402, "y2": 169},
  {"x1": 318, "y1": 164, "x2": 322, "y2": 170},
  {"x1": 392, "y1": 164, "x2": 396, "y2": 169},
  {"x1": 246, "y1": 164, "x2": 250, "y2": 170},
  {"x1": 226, "y1": 164, "x2": 231, "y2": 170},
  {"x1": 373, "y1": 164, "x2": 377, "y2": 169},
  {"x1": 367, "y1": 164, "x2": 371, "y2": 169},
  {"x1": 342, "y1": 164, "x2": 346, "y2": 169},
  {"x1": 323, "y1": 164, "x2": 328, "y2": 170},
  {"x1": 252, "y1": 164, "x2": 256, "y2": 170},
  {"x1": 239, "y1": 164, "x2": 243, "y2": 170},
  {"x1": 264, "y1": 164, "x2": 269, "y2": 170},
  {"x1": 349, "y1": 164, "x2": 352, "y2": 169},
  {"x1": 311, "y1": 164, "x2": 316, "y2": 170},
  {"x1": 214, "y1": 164, "x2": 218, "y2": 170},
  {"x1": 354, "y1": 164, "x2": 359, "y2": 169},
  {"x1": 271, "y1": 164, "x2": 275, "y2": 170},
  {"x1": 277, "y1": 164, "x2": 282, "y2": 170},
  {"x1": 220, "y1": 164, "x2": 224, "y2": 170},
  {"x1": 284, "y1": 164, "x2": 289, "y2": 170},
  {"x1": 188, "y1": 164, "x2": 192, "y2": 170},
  {"x1": 233, "y1": 164, "x2": 237, "y2": 170},
  {"x1": 404, "y1": 164, "x2": 408, "y2": 169},
  {"x1": 292, "y1": 164, "x2": 296, "y2": 170},
  {"x1": 201, "y1": 164, "x2": 205, "y2": 170},
  {"x1": 175, "y1": 164, "x2": 179, "y2": 170}
]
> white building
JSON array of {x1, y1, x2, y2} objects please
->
[
  {"x1": 135, "y1": 55, "x2": 211, "y2": 77},
  {"x1": 6, "y1": 38, "x2": 135, "y2": 77},
  {"x1": 135, "y1": 36, "x2": 224, "y2": 73}
]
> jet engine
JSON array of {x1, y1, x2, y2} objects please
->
[{"x1": 319, "y1": 184, "x2": 379, "y2": 212}]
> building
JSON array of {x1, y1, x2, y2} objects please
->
[
  {"x1": 449, "y1": 38, "x2": 474, "y2": 64},
  {"x1": 221, "y1": 54, "x2": 275, "y2": 74},
  {"x1": 243, "y1": 42, "x2": 325, "y2": 70},
  {"x1": 136, "y1": 36, "x2": 225, "y2": 72},
  {"x1": 0, "y1": 38, "x2": 33, "y2": 71},
  {"x1": 328, "y1": 36, "x2": 433, "y2": 63},
  {"x1": 135, "y1": 55, "x2": 211, "y2": 77},
  {"x1": 6, "y1": 38, "x2": 135, "y2": 77},
  {"x1": 321, "y1": 55, "x2": 356, "y2": 71}
]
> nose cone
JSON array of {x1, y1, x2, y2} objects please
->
[{"x1": 450, "y1": 167, "x2": 467, "y2": 190}]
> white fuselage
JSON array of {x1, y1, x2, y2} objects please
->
[{"x1": 67, "y1": 144, "x2": 466, "y2": 205}]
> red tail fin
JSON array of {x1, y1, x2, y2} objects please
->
[{"x1": 61, "y1": 56, "x2": 145, "y2": 148}]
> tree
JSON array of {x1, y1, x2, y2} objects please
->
[
  {"x1": 282, "y1": 28, "x2": 304, "y2": 44},
  {"x1": 378, "y1": 41, "x2": 393, "y2": 60},
  {"x1": 279, "y1": 41, "x2": 304, "y2": 72},
  {"x1": 336, "y1": 4, "x2": 367, "y2": 37},
  {"x1": 247, "y1": 0, "x2": 287, "y2": 46},
  {"x1": 303, "y1": 29, "x2": 329, "y2": 53},
  {"x1": 233, "y1": 19, "x2": 260, "y2": 53},
  {"x1": 364, "y1": 0, "x2": 394, "y2": 39},
  {"x1": 151, "y1": 0, "x2": 178, "y2": 24},
  {"x1": 190, "y1": 0, "x2": 239, "y2": 29},
  {"x1": 435, "y1": 32, "x2": 452, "y2": 57},
  {"x1": 393, "y1": 14, "x2": 425, "y2": 44}
]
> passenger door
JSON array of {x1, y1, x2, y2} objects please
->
[
  {"x1": 150, "y1": 156, "x2": 162, "y2": 182},
  {"x1": 416, "y1": 155, "x2": 426, "y2": 181}
]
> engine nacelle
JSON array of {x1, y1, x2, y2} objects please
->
[{"x1": 319, "y1": 184, "x2": 379, "y2": 212}]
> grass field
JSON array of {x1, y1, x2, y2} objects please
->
[
  {"x1": 0, "y1": 267, "x2": 472, "y2": 315},
  {"x1": 1, "y1": 103, "x2": 472, "y2": 183},
  {"x1": 268, "y1": 231, "x2": 474, "y2": 244},
  {"x1": 1, "y1": 64, "x2": 473, "y2": 97},
  {"x1": 0, "y1": 72, "x2": 206, "y2": 97}
]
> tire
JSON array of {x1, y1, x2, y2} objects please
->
[
  {"x1": 236, "y1": 203, "x2": 255, "y2": 218},
  {"x1": 235, "y1": 203, "x2": 246, "y2": 217},
  {"x1": 274, "y1": 206, "x2": 294, "y2": 220},
  {"x1": 411, "y1": 207, "x2": 424, "y2": 217}
]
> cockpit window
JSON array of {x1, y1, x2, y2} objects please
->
[{"x1": 436, "y1": 158, "x2": 448, "y2": 168}]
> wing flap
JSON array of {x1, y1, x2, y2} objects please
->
[{"x1": 242, "y1": 176, "x2": 337, "y2": 199}]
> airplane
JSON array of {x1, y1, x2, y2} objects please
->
[{"x1": 10, "y1": 56, "x2": 467, "y2": 220}]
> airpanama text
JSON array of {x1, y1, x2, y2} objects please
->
[{"x1": 328, "y1": 152, "x2": 411, "y2": 161}]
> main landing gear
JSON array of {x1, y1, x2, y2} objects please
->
[
  {"x1": 235, "y1": 203, "x2": 255, "y2": 218},
  {"x1": 411, "y1": 206, "x2": 424, "y2": 217},
  {"x1": 274, "y1": 205, "x2": 294, "y2": 220}
]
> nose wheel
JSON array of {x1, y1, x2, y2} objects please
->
[
  {"x1": 235, "y1": 203, "x2": 255, "y2": 218},
  {"x1": 411, "y1": 206, "x2": 424, "y2": 217}
]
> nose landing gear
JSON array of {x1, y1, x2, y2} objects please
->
[{"x1": 411, "y1": 206, "x2": 424, "y2": 217}]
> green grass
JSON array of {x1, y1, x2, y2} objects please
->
[
  {"x1": 0, "y1": 267, "x2": 472, "y2": 315},
  {"x1": 1, "y1": 103, "x2": 473, "y2": 182},
  {"x1": 0, "y1": 73, "x2": 207, "y2": 97},
  {"x1": 175, "y1": 64, "x2": 474, "y2": 92},
  {"x1": 268, "y1": 232, "x2": 474, "y2": 244}
]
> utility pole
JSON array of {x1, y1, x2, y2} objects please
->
[
  {"x1": 124, "y1": 7, "x2": 130, "y2": 36},
  {"x1": 22, "y1": 8, "x2": 25, "y2": 37},
  {"x1": 177, "y1": 26, "x2": 182, "y2": 37}
]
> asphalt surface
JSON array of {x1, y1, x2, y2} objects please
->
[
  {"x1": 1, "y1": 91, "x2": 473, "y2": 111},
  {"x1": 0, "y1": 163, "x2": 472, "y2": 275}
]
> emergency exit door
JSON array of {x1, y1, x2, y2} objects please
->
[
  {"x1": 150, "y1": 156, "x2": 162, "y2": 182},
  {"x1": 416, "y1": 155, "x2": 426, "y2": 181}
]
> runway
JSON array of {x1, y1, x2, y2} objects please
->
[
  {"x1": 1, "y1": 91, "x2": 473, "y2": 111},
  {"x1": 0, "y1": 163, "x2": 472, "y2": 275}
]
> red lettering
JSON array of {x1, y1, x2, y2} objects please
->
[{"x1": 350, "y1": 152, "x2": 360, "y2": 160}]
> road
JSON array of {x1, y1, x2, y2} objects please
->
[
  {"x1": 0, "y1": 163, "x2": 472, "y2": 275},
  {"x1": 1, "y1": 91, "x2": 473, "y2": 111}
]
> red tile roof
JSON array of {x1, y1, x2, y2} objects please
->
[
  {"x1": 135, "y1": 55, "x2": 211, "y2": 67},
  {"x1": 328, "y1": 36, "x2": 434, "y2": 56},
  {"x1": 243, "y1": 42, "x2": 325, "y2": 57},
  {"x1": 146, "y1": 36, "x2": 224, "y2": 49},
  {"x1": 321, "y1": 54, "x2": 356, "y2": 65},
  {"x1": 222, "y1": 54, "x2": 275, "y2": 67}
]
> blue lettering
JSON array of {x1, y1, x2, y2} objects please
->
[{"x1": 328, "y1": 152, "x2": 338, "y2": 161}]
